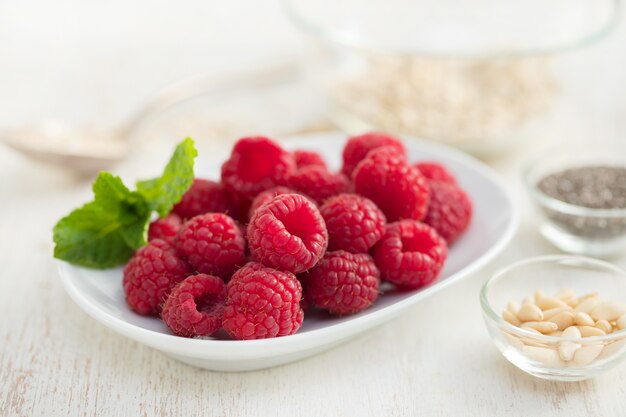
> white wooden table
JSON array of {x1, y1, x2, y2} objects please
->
[{"x1": 2, "y1": 1, "x2": 626, "y2": 416}]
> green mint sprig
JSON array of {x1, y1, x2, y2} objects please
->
[{"x1": 53, "y1": 138, "x2": 197, "y2": 269}]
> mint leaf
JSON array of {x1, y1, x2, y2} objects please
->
[
  {"x1": 117, "y1": 192, "x2": 151, "y2": 249},
  {"x1": 53, "y1": 173, "x2": 150, "y2": 268},
  {"x1": 53, "y1": 139, "x2": 196, "y2": 269},
  {"x1": 53, "y1": 201, "x2": 134, "y2": 268},
  {"x1": 137, "y1": 137, "x2": 197, "y2": 217}
]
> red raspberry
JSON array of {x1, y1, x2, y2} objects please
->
[
  {"x1": 148, "y1": 213, "x2": 182, "y2": 242},
  {"x1": 294, "y1": 150, "x2": 327, "y2": 169},
  {"x1": 223, "y1": 262, "x2": 304, "y2": 340},
  {"x1": 287, "y1": 165, "x2": 350, "y2": 204},
  {"x1": 341, "y1": 132, "x2": 406, "y2": 177},
  {"x1": 172, "y1": 179, "x2": 233, "y2": 220},
  {"x1": 175, "y1": 213, "x2": 246, "y2": 279},
  {"x1": 320, "y1": 193, "x2": 386, "y2": 253},
  {"x1": 161, "y1": 274, "x2": 226, "y2": 338},
  {"x1": 224, "y1": 188, "x2": 252, "y2": 223},
  {"x1": 247, "y1": 194, "x2": 328, "y2": 273},
  {"x1": 296, "y1": 272, "x2": 313, "y2": 311},
  {"x1": 415, "y1": 162, "x2": 457, "y2": 184},
  {"x1": 221, "y1": 136, "x2": 296, "y2": 198},
  {"x1": 353, "y1": 152, "x2": 429, "y2": 222},
  {"x1": 123, "y1": 239, "x2": 191, "y2": 316},
  {"x1": 307, "y1": 251, "x2": 380, "y2": 315},
  {"x1": 373, "y1": 220, "x2": 447, "y2": 289},
  {"x1": 248, "y1": 186, "x2": 299, "y2": 220},
  {"x1": 423, "y1": 181, "x2": 472, "y2": 244}
]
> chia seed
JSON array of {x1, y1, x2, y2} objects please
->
[
  {"x1": 538, "y1": 166, "x2": 626, "y2": 209},
  {"x1": 536, "y1": 165, "x2": 626, "y2": 239}
]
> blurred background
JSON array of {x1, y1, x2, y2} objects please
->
[{"x1": 0, "y1": 0, "x2": 624, "y2": 179}]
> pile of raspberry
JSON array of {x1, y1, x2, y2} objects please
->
[{"x1": 123, "y1": 133, "x2": 473, "y2": 340}]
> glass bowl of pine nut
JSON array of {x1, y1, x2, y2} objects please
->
[{"x1": 480, "y1": 255, "x2": 626, "y2": 381}]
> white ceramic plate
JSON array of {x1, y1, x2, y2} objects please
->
[{"x1": 58, "y1": 132, "x2": 518, "y2": 372}]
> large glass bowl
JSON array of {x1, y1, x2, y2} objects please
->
[{"x1": 284, "y1": 0, "x2": 620, "y2": 155}]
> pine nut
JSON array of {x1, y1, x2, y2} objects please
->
[
  {"x1": 521, "y1": 326, "x2": 541, "y2": 334},
  {"x1": 573, "y1": 345, "x2": 603, "y2": 366},
  {"x1": 573, "y1": 298, "x2": 599, "y2": 314},
  {"x1": 517, "y1": 303, "x2": 544, "y2": 322},
  {"x1": 542, "y1": 306, "x2": 571, "y2": 320},
  {"x1": 503, "y1": 310, "x2": 521, "y2": 326},
  {"x1": 562, "y1": 326, "x2": 582, "y2": 339},
  {"x1": 574, "y1": 312, "x2": 595, "y2": 327},
  {"x1": 554, "y1": 288, "x2": 575, "y2": 300},
  {"x1": 534, "y1": 290, "x2": 547, "y2": 303},
  {"x1": 590, "y1": 301, "x2": 626, "y2": 321},
  {"x1": 523, "y1": 346, "x2": 564, "y2": 367},
  {"x1": 501, "y1": 289, "x2": 625, "y2": 367},
  {"x1": 506, "y1": 302, "x2": 519, "y2": 315},
  {"x1": 548, "y1": 311, "x2": 575, "y2": 330},
  {"x1": 595, "y1": 319, "x2": 613, "y2": 334},
  {"x1": 536, "y1": 294, "x2": 567, "y2": 310},
  {"x1": 558, "y1": 341, "x2": 581, "y2": 361},
  {"x1": 521, "y1": 321, "x2": 558, "y2": 334},
  {"x1": 578, "y1": 326, "x2": 606, "y2": 337},
  {"x1": 504, "y1": 333, "x2": 524, "y2": 350},
  {"x1": 578, "y1": 292, "x2": 599, "y2": 302}
]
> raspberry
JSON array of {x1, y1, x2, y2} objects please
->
[
  {"x1": 148, "y1": 213, "x2": 182, "y2": 242},
  {"x1": 247, "y1": 194, "x2": 328, "y2": 273},
  {"x1": 373, "y1": 220, "x2": 447, "y2": 289},
  {"x1": 175, "y1": 213, "x2": 246, "y2": 279},
  {"x1": 320, "y1": 193, "x2": 386, "y2": 253},
  {"x1": 307, "y1": 251, "x2": 380, "y2": 315},
  {"x1": 341, "y1": 132, "x2": 406, "y2": 177},
  {"x1": 248, "y1": 186, "x2": 299, "y2": 220},
  {"x1": 415, "y1": 162, "x2": 457, "y2": 184},
  {"x1": 423, "y1": 181, "x2": 472, "y2": 244},
  {"x1": 296, "y1": 272, "x2": 313, "y2": 311},
  {"x1": 161, "y1": 274, "x2": 226, "y2": 337},
  {"x1": 123, "y1": 239, "x2": 191, "y2": 316},
  {"x1": 353, "y1": 152, "x2": 429, "y2": 222},
  {"x1": 294, "y1": 150, "x2": 327, "y2": 169},
  {"x1": 221, "y1": 136, "x2": 296, "y2": 198},
  {"x1": 224, "y1": 188, "x2": 252, "y2": 223},
  {"x1": 223, "y1": 262, "x2": 304, "y2": 340},
  {"x1": 287, "y1": 165, "x2": 350, "y2": 204},
  {"x1": 172, "y1": 179, "x2": 233, "y2": 220}
]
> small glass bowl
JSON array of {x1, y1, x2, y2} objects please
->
[
  {"x1": 524, "y1": 149, "x2": 626, "y2": 257},
  {"x1": 480, "y1": 255, "x2": 626, "y2": 381}
]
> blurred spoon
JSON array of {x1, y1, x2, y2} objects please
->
[{"x1": 0, "y1": 59, "x2": 299, "y2": 176}]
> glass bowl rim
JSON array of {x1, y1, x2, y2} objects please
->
[
  {"x1": 480, "y1": 254, "x2": 626, "y2": 343},
  {"x1": 523, "y1": 156, "x2": 626, "y2": 218},
  {"x1": 282, "y1": 0, "x2": 621, "y2": 58}
]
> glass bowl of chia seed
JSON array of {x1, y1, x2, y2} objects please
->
[{"x1": 524, "y1": 150, "x2": 626, "y2": 257}]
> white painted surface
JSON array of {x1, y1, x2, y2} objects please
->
[{"x1": 1, "y1": 0, "x2": 626, "y2": 415}]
